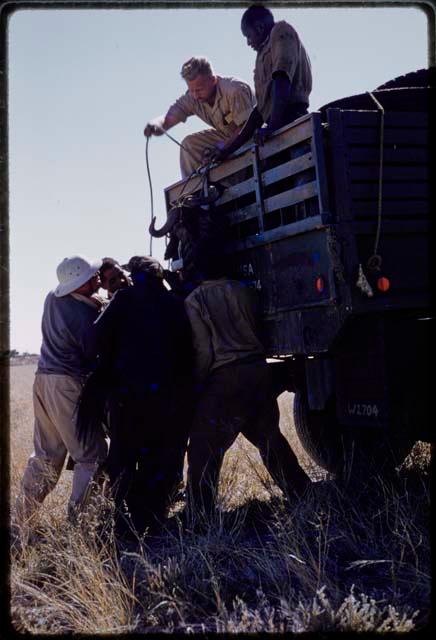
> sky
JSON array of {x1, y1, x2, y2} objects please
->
[{"x1": 7, "y1": 4, "x2": 429, "y2": 353}]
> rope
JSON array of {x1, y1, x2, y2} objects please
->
[
  {"x1": 367, "y1": 92, "x2": 385, "y2": 272},
  {"x1": 153, "y1": 123, "x2": 198, "y2": 161},
  {"x1": 145, "y1": 136, "x2": 154, "y2": 256},
  {"x1": 144, "y1": 128, "x2": 215, "y2": 265}
]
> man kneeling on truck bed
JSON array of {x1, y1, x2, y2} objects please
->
[
  {"x1": 143, "y1": 56, "x2": 255, "y2": 178},
  {"x1": 184, "y1": 254, "x2": 310, "y2": 528},
  {"x1": 214, "y1": 4, "x2": 312, "y2": 161}
]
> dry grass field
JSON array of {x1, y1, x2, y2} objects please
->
[{"x1": 8, "y1": 364, "x2": 431, "y2": 634}]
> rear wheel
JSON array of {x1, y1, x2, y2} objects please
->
[{"x1": 293, "y1": 389, "x2": 416, "y2": 482}]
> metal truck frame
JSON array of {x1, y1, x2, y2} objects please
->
[{"x1": 163, "y1": 85, "x2": 431, "y2": 479}]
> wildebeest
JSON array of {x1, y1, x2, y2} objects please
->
[{"x1": 149, "y1": 182, "x2": 227, "y2": 280}]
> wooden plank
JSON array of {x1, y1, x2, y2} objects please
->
[
  {"x1": 226, "y1": 181, "x2": 318, "y2": 225},
  {"x1": 226, "y1": 216, "x2": 323, "y2": 252},
  {"x1": 351, "y1": 199, "x2": 429, "y2": 218},
  {"x1": 209, "y1": 146, "x2": 253, "y2": 182},
  {"x1": 349, "y1": 146, "x2": 429, "y2": 164},
  {"x1": 350, "y1": 165, "x2": 429, "y2": 181},
  {"x1": 261, "y1": 152, "x2": 314, "y2": 187},
  {"x1": 258, "y1": 118, "x2": 314, "y2": 160},
  {"x1": 227, "y1": 202, "x2": 260, "y2": 225},
  {"x1": 350, "y1": 182, "x2": 429, "y2": 199},
  {"x1": 217, "y1": 176, "x2": 256, "y2": 205},
  {"x1": 347, "y1": 128, "x2": 429, "y2": 145},
  {"x1": 342, "y1": 110, "x2": 429, "y2": 129},
  {"x1": 350, "y1": 219, "x2": 429, "y2": 234},
  {"x1": 165, "y1": 175, "x2": 204, "y2": 206},
  {"x1": 264, "y1": 181, "x2": 318, "y2": 213}
]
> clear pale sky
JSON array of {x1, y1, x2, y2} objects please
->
[{"x1": 8, "y1": 5, "x2": 428, "y2": 353}]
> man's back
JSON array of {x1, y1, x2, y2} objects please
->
[
  {"x1": 185, "y1": 278, "x2": 264, "y2": 380},
  {"x1": 95, "y1": 281, "x2": 192, "y2": 390},
  {"x1": 38, "y1": 291, "x2": 99, "y2": 377}
]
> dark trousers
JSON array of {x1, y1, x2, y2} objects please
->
[
  {"x1": 186, "y1": 359, "x2": 309, "y2": 516},
  {"x1": 106, "y1": 388, "x2": 190, "y2": 535}
]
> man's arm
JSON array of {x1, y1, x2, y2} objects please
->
[
  {"x1": 144, "y1": 93, "x2": 194, "y2": 137},
  {"x1": 257, "y1": 71, "x2": 292, "y2": 138},
  {"x1": 212, "y1": 106, "x2": 264, "y2": 161},
  {"x1": 144, "y1": 112, "x2": 180, "y2": 137}
]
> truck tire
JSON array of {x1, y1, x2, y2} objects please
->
[
  {"x1": 293, "y1": 390, "x2": 343, "y2": 475},
  {"x1": 293, "y1": 390, "x2": 416, "y2": 482}
]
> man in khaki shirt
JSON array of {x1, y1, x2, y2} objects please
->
[
  {"x1": 144, "y1": 57, "x2": 255, "y2": 178},
  {"x1": 184, "y1": 259, "x2": 310, "y2": 524},
  {"x1": 215, "y1": 4, "x2": 312, "y2": 161}
]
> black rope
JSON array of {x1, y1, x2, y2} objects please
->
[
  {"x1": 367, "y1": 92, "x2": 385, "y2": 272},
  {"x1": 145, "y1": 136, "x2": 154, "y2": 257},
  {"x1": 144, "y1": 128, "x2": 215, "y2": 265}
]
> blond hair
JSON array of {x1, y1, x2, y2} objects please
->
[{"x1": 180, "y1": 57, "x2": 213, "y2": 81}]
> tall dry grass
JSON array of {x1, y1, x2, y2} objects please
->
[{"x1": 8, "y1": 364, "x2": 431, "y2": 633}]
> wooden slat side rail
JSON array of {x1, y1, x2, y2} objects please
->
[
  {"x1": 349, "y1": 146, "x2": 429, "y2": 164},
  {"x1": 226, "y1": 216, "x2": 323, "y2": 252},
  {"x1": 342, "y1": 110, "x2": 429, "y2": 129},
  {"x1": 165, "y1": 176, "x2": 204, "y2": 205},
  {"x1": 217, "y1": 176, "x2": 256, "y2": 205},
  {"x1": 258, "y1": 118, "x2": 313, "y2": 160},
  {"x1": 346, "y1": 128, "x2": 428, "y2": 145},
  {"x1": 262, "y1": 152, "x2": 314, "y2": 187},
  {"x1": 218, "y1": 153, "x2": 315, "y2": 208},
  {"x1": 227, "y1": 181, "x2": 318, "y2": 226},
  {"x1": 209, "y1": 146, "x2": 253, "y2": 182},
  {"x1": 350, "y1": 165, "x2": 428, "y2": 181},
  {"x1": 350, "y1": 182, "x2": 428, "y2": 200},
  {"x1": 264, "y1": 182, "x2": 318, "y2": 213},
  {"x1": 351, "y1": 199, "x2": 429, "y2": 218}
]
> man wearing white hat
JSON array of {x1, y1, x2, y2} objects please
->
[{"x1": 14, "y1": 255, "x2": 108, "y2": 534}]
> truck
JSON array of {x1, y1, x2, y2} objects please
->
[{"x1": 162, "y1": 69, "x2": 432, "y2": 480}]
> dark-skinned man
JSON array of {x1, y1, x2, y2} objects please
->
[
  {"x1": 144, "y1": 57, "x2": 255, "y2": 178},
  {"x1": 214, "y1": 5, "x2": 312, "y2": 161}
]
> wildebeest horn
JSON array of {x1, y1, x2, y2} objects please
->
[{"x1": 149, "y1": 208, "x2": 180, "y2": 237}]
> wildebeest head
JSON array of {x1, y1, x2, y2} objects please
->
[{"x1": 148, "y1": 182, "x2": 227, "y2": 277}]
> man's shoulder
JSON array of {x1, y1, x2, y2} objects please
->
[
  {"x1": 217, "y1": 75, "x2": 252, "y2": 94},
  {"x1": 271, "y1": 20, "x2": 298, "y2": 41}
]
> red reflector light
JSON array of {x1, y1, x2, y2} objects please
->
[
  {"x1": 316, "y1": 277, "x2": 325, "y2": 293},
  {"x1": 377, "y1": 277, "x2": 390, "y2": 292}
]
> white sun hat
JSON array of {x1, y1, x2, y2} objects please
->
[{"x1": 54, "y1": 255, "x2": 102, "y2": 298}]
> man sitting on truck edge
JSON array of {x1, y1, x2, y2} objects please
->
[
  {"x1": 143, "y1": 56, "x2": 255, "y2": 178},
  {"x1": 213, "y1": 4, "x2": 312, "y2": 162},
  {"x1": 183, "y1": 254, "x2": 310, "y2": 528},
  {"x1": 13, "y1": 256, "x2": 108, "y2": 545}
]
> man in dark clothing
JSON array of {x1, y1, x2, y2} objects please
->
[
  {"x1": 184, "y1": 259, "x2": 310, "y2": 521},
  {"x1": 91, "y1": 256, "x2": 193, "y2": 537},
  {"x1": 213, "y1": 4, "x2": 312, "y2": 161}
]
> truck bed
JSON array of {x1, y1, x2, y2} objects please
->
[{"x1": 164, "y1": 100, "x2": 430, "y2": 356}]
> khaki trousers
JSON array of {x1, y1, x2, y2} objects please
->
[
  {"x1": 15, "y1": 373, "x2": 108, "y2": 524},
  {"x1": 180, "y1": 129, "x2": 228, "y2": 178}
]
